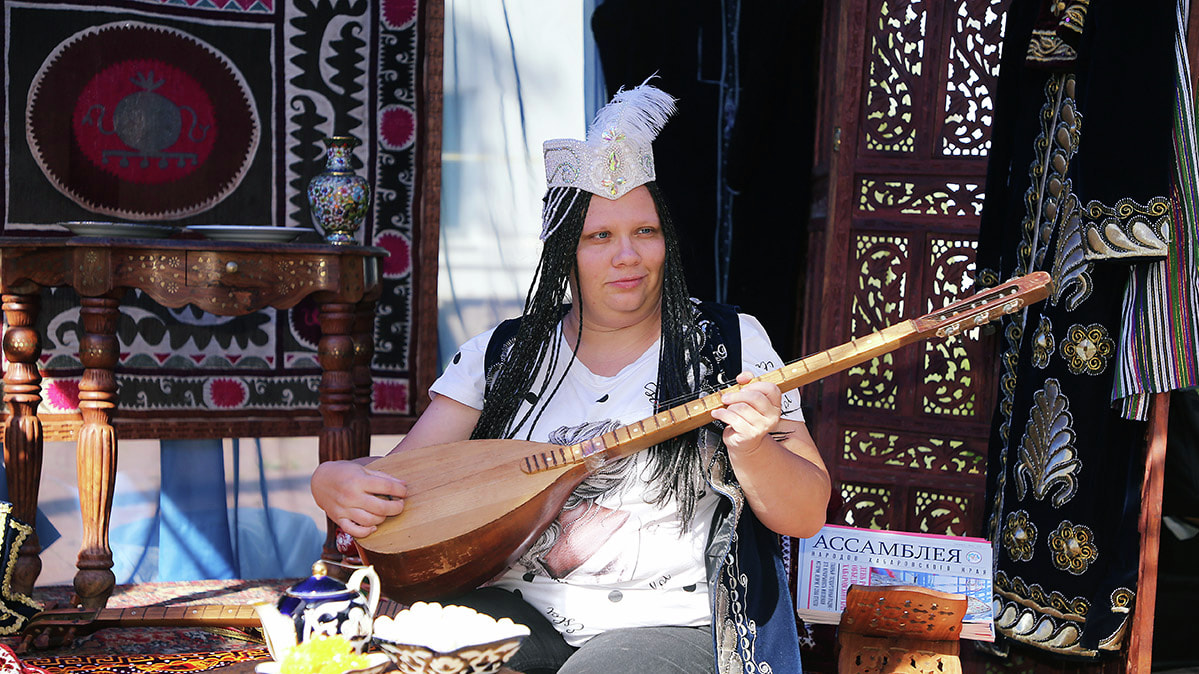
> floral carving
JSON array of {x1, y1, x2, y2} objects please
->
[
  {"x1": 940, "y1": 0, "x2": 1005, "y2": 157},
  {"x1": 863, "y1": 0, "x2": 925, "y2": 152}
]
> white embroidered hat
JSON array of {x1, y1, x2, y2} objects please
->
[{"x1": 540, "y1": 80, "x2": 676, "y2": 240}]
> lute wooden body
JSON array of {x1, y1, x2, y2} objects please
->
[{"x1": 357, "y1": 272, "x2": 1052, "y2": 603}]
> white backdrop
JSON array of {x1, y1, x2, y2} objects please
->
[{"x1": 437, "y1": 0, "x2": 596, "y2": 367}]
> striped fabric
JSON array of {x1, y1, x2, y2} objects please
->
[{"x1": 1113, "y1": 4, "x2": 1199, "y2": 420}]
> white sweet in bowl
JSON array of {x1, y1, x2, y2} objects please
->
[{"x1": 372, "y1": 602, "x2": 530, "y2": 674}]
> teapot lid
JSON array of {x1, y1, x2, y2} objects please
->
[{"x1": 287, "y1": 561, "x2": 355, "y2": 598}]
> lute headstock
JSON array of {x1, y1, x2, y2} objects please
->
[{"x1": 913, "y1": 271, "x2": 1051, "y2": 338}]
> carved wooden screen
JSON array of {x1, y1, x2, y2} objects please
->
[{"x1": 804, "y1": 0, "x2": 1009, "y2": 537}]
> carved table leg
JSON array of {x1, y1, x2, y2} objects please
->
[
  {"x1": 350, "y1": 296, "x2": 377, "y2": 459},
  {"x1": 73, "y1": 293, "x2": 123, "y2": 610},
  {"x1": 318, "y1": 300, "x2": 356, "y2": 560},
  {"x1": 2, "y1": 292, "x2": 44, "y2": 595}
]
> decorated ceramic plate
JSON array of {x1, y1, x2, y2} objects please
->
[
  {"x1": 253, "y1": 651, "x2": 389, "y2": 674},
  {"x1": 63, "y1": 221, "x2": 178, "y2": 238},
  {"x1": 186, "y1": 225, "x2": 309, "y2": 242}
]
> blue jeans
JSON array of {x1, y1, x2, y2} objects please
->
[{"x1": 451, "y1": 587, "x2": 716, "y2": 674}]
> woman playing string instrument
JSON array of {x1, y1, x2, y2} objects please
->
[{"x1": 310, "y1": 81, "x2": 830, "y2": 674}]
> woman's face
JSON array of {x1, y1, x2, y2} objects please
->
[{"x1": 572, "y1": 185, "x2": 666, "y2": 329}]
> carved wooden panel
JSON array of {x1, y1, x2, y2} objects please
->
[
  {"x1": 838, "y1": 482, "x2": 895, "y2": 530},
  {"x1": 913, "y1": 487, "x2": 973, "y2": 536},
  {"x1": 862, "y1": 0, "x2": 926, "y2": 154},
  {"x1": 845, "y1": 233, "x2": 908, "y2": 412},
  {"x1": 837, "y1": 637, "x2": 961, "y2": 674},
  {"x1": 806, "y1": 0, "x2": 1009, "y2": 546},
  {"x1": 841, "y1": 429, "x2": 986, "y2": 475},
  {"x1": 838, "y1": 585, "x2": 966, "y2": 674},
  {"x1": 940, "y1": 0, "x2": 1007, "y2": 157},
  {"x1": 857, "y1": 177, "x2": 985, "y2": 217}
]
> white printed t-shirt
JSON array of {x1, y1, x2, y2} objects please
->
[{"x1": 430, "y1": 313, "x2": 802, "y2": 645}]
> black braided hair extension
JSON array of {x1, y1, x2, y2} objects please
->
[
  {"x1": 472, "y1": 182, "x2": 709, "y2": 527},
  {"x1": 471, "y1": 186, "x2": 589, "y2": 441},
  {"x1": 640, "y1": 181, "x2": 707, "y2": 525}
]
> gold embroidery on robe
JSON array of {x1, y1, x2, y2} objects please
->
[
  {"x1": 1096, "y1": 588, "x2": 1135, "y2": 652},
  {"x1": 1014, "y1": 378, "x2": 1081, "y2": 507},
  {"x1": 993, "y1": 571, "x2": 1095, "y2": 656},
  {"x1": 1058, "y1": 1, "x2": 1090, "y2": 41},
  {"x1": 1031, "y1": 316, "x2": 1055, "y2": 369},
  {"x1": 1081, "y1": 195, "x2": 1172, "y2": 260},
  {"x1": 1027, "y1": 29, "x2": 1078, "y2": 64},
  {"x1": 1002, "y1": 510, "x2": 1037, "y2": 562},
  {"x1": 1050, "y1": 194, "x2": 1094, "y2": 310},
  {"x1": 1060, "y1": 323, "x2": 1114, "y2": 375},
  {"x1": 1048, "y1": 520, "x2": 1098, "y2": 575}
]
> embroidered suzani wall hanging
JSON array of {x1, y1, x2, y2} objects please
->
[{"x1": 1, "y1": 0, "x2": 438, "y2": 435}]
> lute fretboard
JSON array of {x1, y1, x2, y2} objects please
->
[{"x1": 520, "y1": 272, "x2": 1046, "y2": 474}]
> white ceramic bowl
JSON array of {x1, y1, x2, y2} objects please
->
[{"x1": 372, "y1": 602, "x2": 530, "y2": 674}]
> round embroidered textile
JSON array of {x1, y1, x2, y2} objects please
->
[{"x1": 25, "y1": 21, "x2": 259, "y2": 220}]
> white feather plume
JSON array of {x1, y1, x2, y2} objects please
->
[{"x1": 587, "y1": 77, "x2": 677, "y2": 147}]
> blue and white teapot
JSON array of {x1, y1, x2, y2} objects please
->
[{"x1": 254, "y1": 560, "x2": 381, "y2": 661}]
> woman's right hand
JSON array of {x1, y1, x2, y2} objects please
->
[
  {"x1": 311, "y1": 394, "x2": 480, "y2": 539},
  {"x1": 310, "y1": 459, "x2": 408, "y2": 538}
]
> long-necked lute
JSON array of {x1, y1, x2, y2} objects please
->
[
  {"x1": 17, "y1": 604, "x2": 261, "y2": 650},
  {"x1": 18, "y1": 597, "x2": 412, "y2": 650},
  {"x1": 357, "y1": 271, "x2": 1052, "y2": 603}
]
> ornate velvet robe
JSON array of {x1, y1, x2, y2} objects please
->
[{"x1": 977, "y1": 0, "x2": 1177, "y2": 657}]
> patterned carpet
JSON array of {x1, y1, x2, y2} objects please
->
[
  {"x1": 0, "y1": 580, "x2": 286, "y2": 673},
  {"x1": 17, "y1": 650, "x2": 268, "y2": 674},
  {"x1": 0, "y1": 579, "x2": 418, "y2": 673}
]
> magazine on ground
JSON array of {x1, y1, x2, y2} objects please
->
[{"x1": 793, "y1": 524, "x2": 994, "y2": 641}]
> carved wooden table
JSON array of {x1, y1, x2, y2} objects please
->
[{"x1": 0, "y1": 236, "x2": 385, "y2": 610}]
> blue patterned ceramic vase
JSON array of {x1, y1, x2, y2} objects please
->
[{"x1": 307, "y1": 136, "x2": 370, "y2": 245}]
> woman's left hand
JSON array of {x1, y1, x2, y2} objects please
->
[{"x1": 710, "y1": 371, "x2": 782, "y2": 455}]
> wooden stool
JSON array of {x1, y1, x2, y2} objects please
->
[{"x1": 836, "y1": 584, "x2": 967, "y2": 674}]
